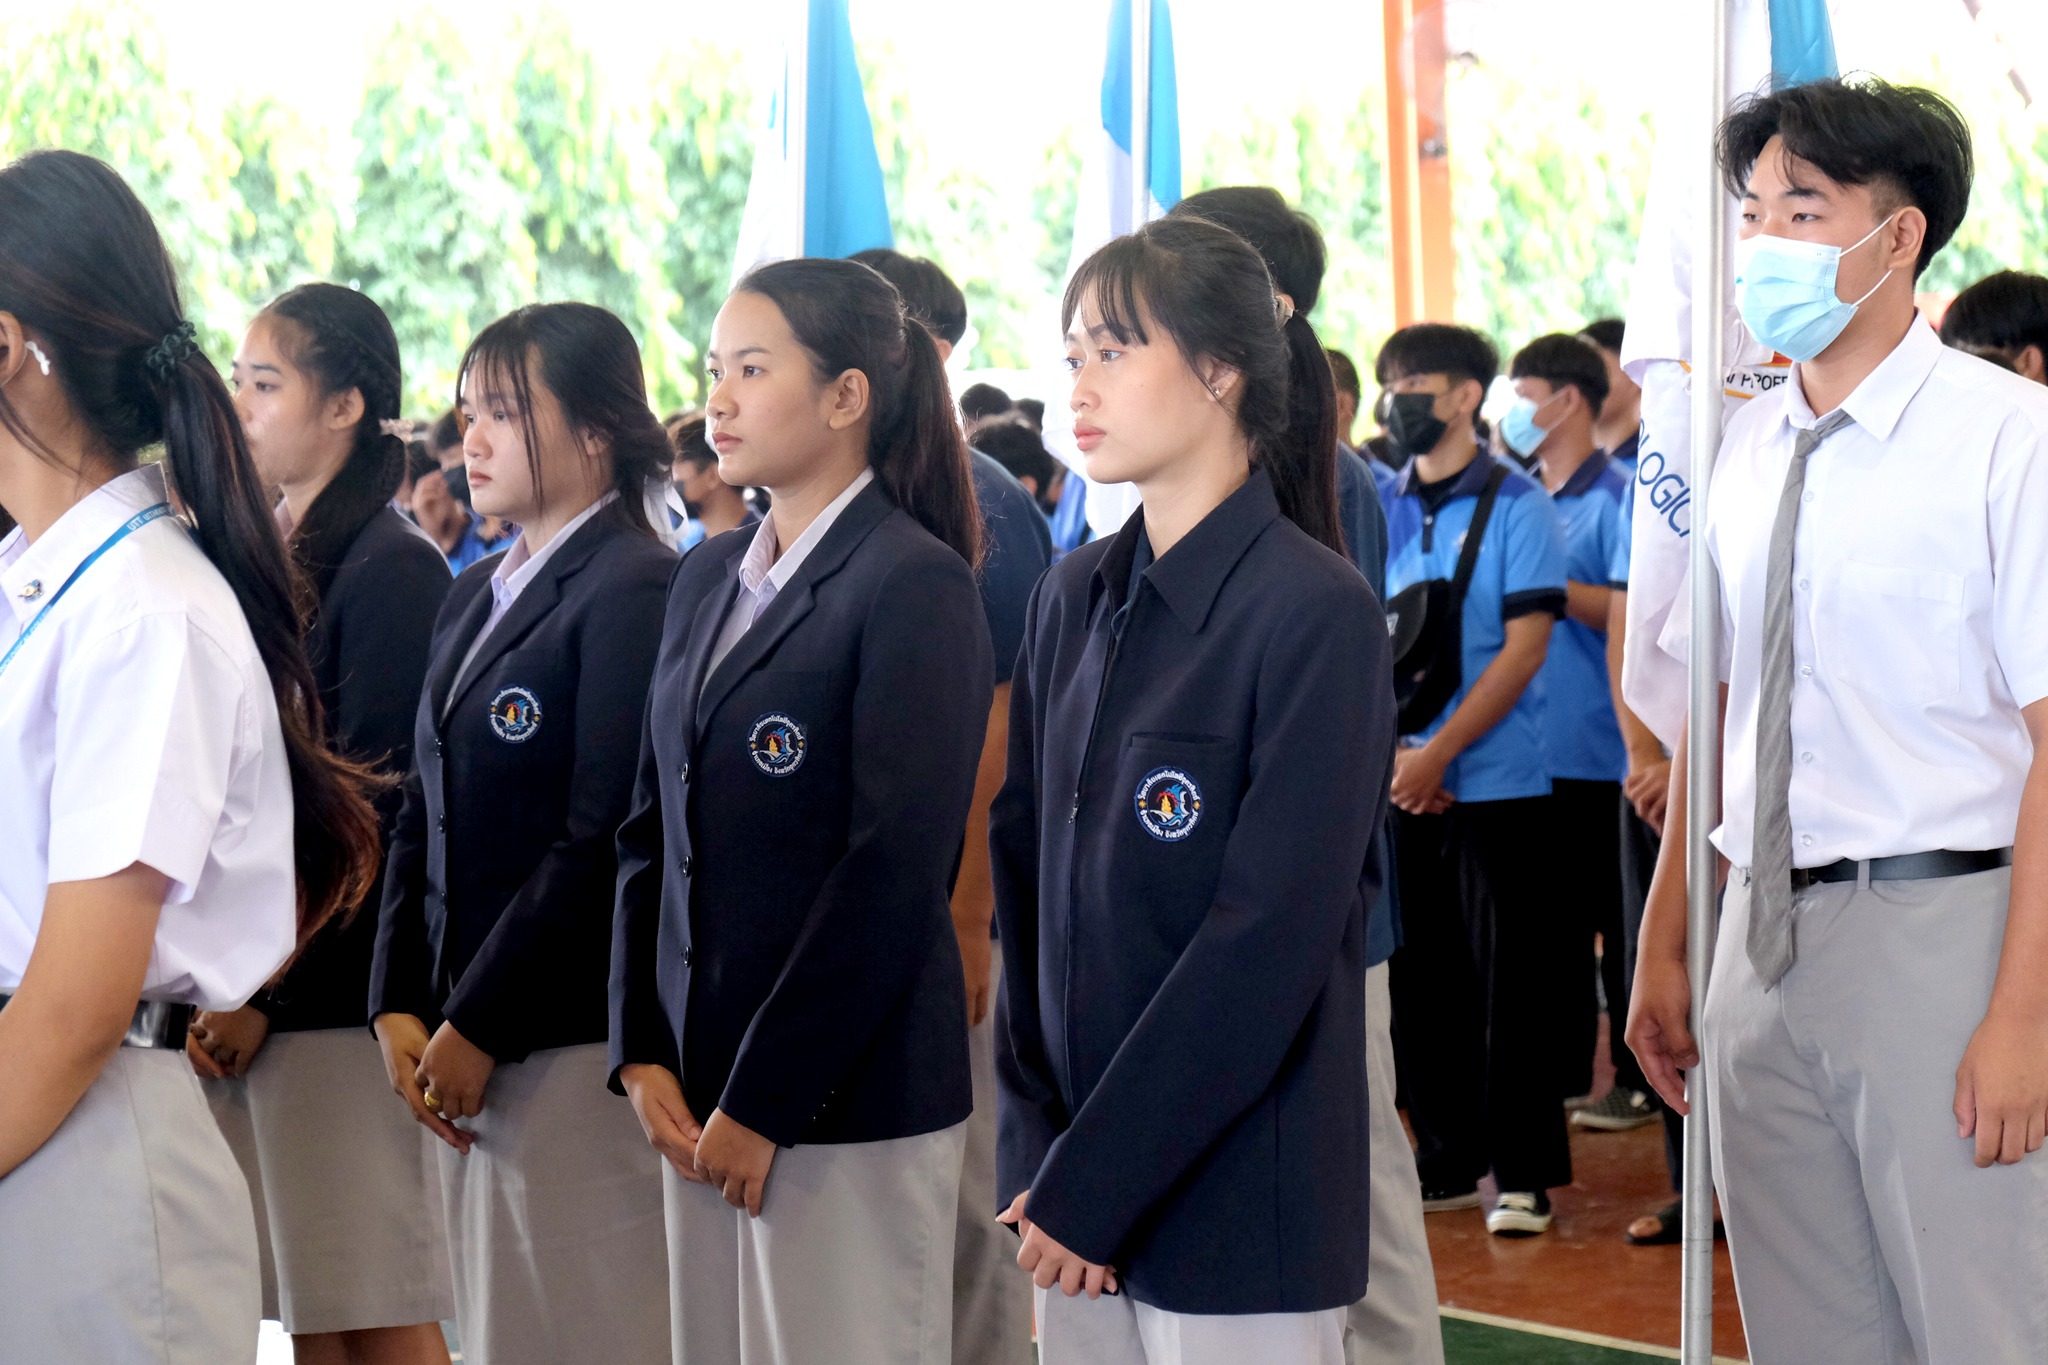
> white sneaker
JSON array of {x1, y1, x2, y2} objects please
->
[{"x1": 1485, "y1": 1191, "x2": 1553, "y2": 1237}]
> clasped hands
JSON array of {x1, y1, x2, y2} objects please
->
[
  {"x1": 620, "y1": 1064, "x2": 778, "y2": 1215},
  {"x1": 998, "y1": 1191, "x2": 1119, "y2": 1299}
]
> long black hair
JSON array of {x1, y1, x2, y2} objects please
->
[
  {"x1": 258, "y1": 283, "x2": 408, "y2": 605},
  {"x1": 0, "y1": 149, "x2": 380, "y2": 953},
  {"x1": 1062, "y1": 215, "x2": 1342, "y2": 553},
  {"x1": 456, "y1": 302, "x2": 672, "y2": 537},
  {"x1": 736, "y1": 258, "x2": 984, "y2": 569}
]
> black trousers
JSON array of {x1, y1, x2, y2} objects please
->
[
  {"x1": 1616, "y1": 791, "x2": 1682, "y2": 1190},
  {"x1": 1389, "y1": 796, "x2": 1575, "y2": 1194},
  {"x1": 1548, "y1": 779, "x2": 1627, "y2": 1098}
]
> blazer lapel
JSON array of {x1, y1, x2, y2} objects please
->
[
  {"x1": 695, "y1": 482, "x2": 896, "y2": 735},
  {"x1": 443, "y1": 514, "x2": 610, "y2": 724},
  {"x1": 680, "y1": 548, "x2": 746, "y2": 743},
  {"x1": 426, "y1": 588, "x2": 494, "y2": 731}
]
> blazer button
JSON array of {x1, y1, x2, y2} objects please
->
[
  {"x1": 436, "y1": 814, "x2": 447, "y2": 834},
  {"x1": 435, "y1": 737, "x2": 445, "y2": 757},
  {"x1": 678, "y1": 854, "x2": 694, "y2": 877},
  {"x1": 681, "y1": 945, "x2": 694, "y2": 967},
  {"x1": 679, "y1": 761, "x2": 690, "y2": 785}
]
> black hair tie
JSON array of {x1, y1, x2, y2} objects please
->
[{"x1": 144, "y1": 320, "x2": 199, "y2": 379}]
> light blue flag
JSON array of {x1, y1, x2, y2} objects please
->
[
  {"x1": 1769, "y1": 0, "x2": 1839, "y2": 88},
  {"x1": 804, "y1": 0, "x2": 891, "y2": 257},
  {"x1": 1100, "y1": 0, "x2": 1180, "y2": 213}
]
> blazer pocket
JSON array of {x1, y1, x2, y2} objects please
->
[{"x1": 1817, "y1": 562, "x2": 1963, "y2": 707}]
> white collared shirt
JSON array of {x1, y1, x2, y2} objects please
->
[
  {"x1": 449, "y1": 491, "x2": 618, "y2": 702},
  {"x1": 1703, "y1": 316, "x2": 2048, "y2": 867},
  {"x1": 705, "y1": 468, "x2": 874, "y2": 680},
  {"x1": 0, "y1": 464, "x2": 296, "y2": 1007}
]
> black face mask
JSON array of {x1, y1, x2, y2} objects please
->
[{"x1": 1383, "y1": 392, "x2": 1450, "y2": 459}]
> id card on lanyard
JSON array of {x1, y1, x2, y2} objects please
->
[{"x1": 0, "y1": 502, "x2": 173, "y2": 683}]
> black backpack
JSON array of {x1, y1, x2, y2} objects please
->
[{"x1": 1385, "y1": 463, "x2": 1508, "y2": 736}]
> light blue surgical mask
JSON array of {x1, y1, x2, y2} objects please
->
[
  {"x1": 1498, "y1": 396, "x2": 1553, "y2": 459},
  {"x1": 1734, "y1": 213, "x2": 1897, "y2": 363}
]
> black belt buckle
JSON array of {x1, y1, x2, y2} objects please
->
[{"x1": 0, "y1": 992, "x2": 194, "y2": 1051}]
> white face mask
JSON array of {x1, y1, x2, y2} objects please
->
[{"x1": 1734, "y1": 212, "x2": 1898, "y2": 363}]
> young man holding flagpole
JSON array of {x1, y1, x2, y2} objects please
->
[{"x1": 1628, "y1": 77, "x2": 2048, "y2": 1362}]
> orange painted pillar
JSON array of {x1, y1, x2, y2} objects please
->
[{"x1": 1383, "y1": 0, "x2": 1455, "y2": 324}]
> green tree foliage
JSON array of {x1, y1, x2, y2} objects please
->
[
  {"x1": 647, "y1": 47, "x2": 757, "y2": 410},
  {"x1": 7, "y1": 2, "x2": 2047, "y2": 423},
  {"x1": 338, "y1": 15, "x2": 539, "y2": 412},
  {"x1": 0, "y1": 4, "x2": 241, "y2": 352},
  {"x1": 513, "y1": 15, "x2": 683, "y2": 408},
  {"x1": 1446, "y1": 62, "x2": 1654, "y2": 354}
]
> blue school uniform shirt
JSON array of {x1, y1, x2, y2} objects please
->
[
  {"x1": 1385, "y1": 455, "x2": 1567, "y2": 803},
  {"x1": 1607, "y1": 429, "x2": 1640, "y2": 483},
  {"x1": 1538, "y1": 453, "x2": 1630, "y2": 782},
  {"x1": 971, "y1": 452, "x2": 1054, "y2": 685},
  {"x1": 1335, "y1": 444, "x2": 1390, "y2": 596}
]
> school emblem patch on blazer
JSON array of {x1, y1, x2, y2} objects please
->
[
  {"x1": 748, "y1": 713, "x2": 807, "y2": 776},
  {"x1": 1134, "y1": 766, "x2": 1202, "y2": 841},
  {"x1": 488, "y1": 686, "x2": 543, "y2": 743}
]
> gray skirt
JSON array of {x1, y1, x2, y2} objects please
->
[
  {"x1": 438, "y1": 1041, "x2": 670, "y2": 1365},
  {"x1": 0, "y1": 1047, "x2": 259, "y2": 1365},
  {"x1": 204, "y1": 1026, "x2": 454, "y2": 1334}
]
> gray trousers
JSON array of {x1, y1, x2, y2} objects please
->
[
  {"x1": 665, "y1": 1122, "x2": 967, "y2": 1365},
  {"x1": 1345, "y1": 962, "x2": 1445, "y2": 1365},
  {"x1": 1037, "y1": 1287, "x2": 1344, "y2": 1365},
  {"x1": 1706, "y1": 866, "x2": 2048, "y2": 1364},
  {"x1": 953, "y1": 946, "x2": 1034, "y2": 1365},
  {"x1": 0, "y1": 1048, "x2": 259, "y2": 1365}
]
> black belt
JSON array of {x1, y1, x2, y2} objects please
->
[
  {"x1": 1790, "y1": 847, "x2": 2013, "y2": 890},
  {"x1": 0, "y1": 992, "x2": 194, "y2": 1050}
]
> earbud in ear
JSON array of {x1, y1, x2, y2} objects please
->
[{"x1": 24, "y1": 341, "x2": 51, "y2": 376}]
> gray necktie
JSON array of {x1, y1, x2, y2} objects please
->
[{"x1": 1748, "y1": 409, "x2": 1855, "y2": 988}]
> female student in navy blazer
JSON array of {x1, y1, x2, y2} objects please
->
[
  {"x1": 191, "y1": 283, "x2": 456, "y2": 1360},
  {"x1": 989, "y1": 217, "x2": 1396, "y2": 1365},
  {"x1": 610, "y1": 257, "x2": 993, "y2": 1365},
  {"x1": 369, "y1": 304, "x2": 676, "y2": 1365}
]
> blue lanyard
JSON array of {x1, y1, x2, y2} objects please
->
[{"x1": 0, "y1": 502, "x2": 173, "y2": 682}]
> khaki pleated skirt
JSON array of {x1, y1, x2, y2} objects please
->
[
  {"x1": 437, "y1": 1041, "x2": 671, "y2": 1365},
  {"x1": 204, "y1": 1026, "x2": 454, "y2": 1335}
]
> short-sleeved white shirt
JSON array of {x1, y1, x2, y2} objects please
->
[
  {"x1": 1704, "y1": 316, "x2": 2048, "y2": 868},
  {"x1": 0, "y1": 463, "x2": 296, "y2": 1008}
]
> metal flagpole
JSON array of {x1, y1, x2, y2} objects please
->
[
  {"x1": 786, "y1": 0, "x2": 810, "y2": 259},
  {"x1": 1681, "y1": 0, "x2": 1730, "y2": 1360},
  {"x1": 1130, "y1": 0, "x2": 1152, "y2": 229}
]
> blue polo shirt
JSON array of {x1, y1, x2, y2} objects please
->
[
  {"x1": 1539, "y1": 452, "x2": 1630, "y2": 782},
  {"x1": 1385, "y1": 454, "x2": 1567, "y2": 802},
  {"x1": 1606, "y1": 429, "x2": 1640, "y2": 483}
]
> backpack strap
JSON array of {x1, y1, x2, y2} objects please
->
[{"x1": 1449, "y1": 463, "x2": 1509, "y2": 604}]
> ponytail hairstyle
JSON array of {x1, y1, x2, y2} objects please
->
[
  {"x1": 1149, "y1": 190, "x2": 1345, "y2": 553},
  {"x1": 257, "y1": 283, "x2": 408, "y2": 605},
  {"x1": 456, "y1": 302, "x2": 672, "y2": 537},
  {"x1": 0, "y1": 150, "x2": 381, "y2": 955},
  {"x1": 735, "y1": 258, "x2": 984, "y2": 569}
]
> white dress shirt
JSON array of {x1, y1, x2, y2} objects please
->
[
  {"x1": 1704, "y1": 316, "x2": 2048, "y2": 867},
  {"x1": 0, "y1": 464, "x2": 296, "y2": 1007},
  {"x1": 448, "y1": 490, "x2": 618, "y2": 707},
  {"x1": 705, "y1": 468, "x2": 874, "y2": 681}
]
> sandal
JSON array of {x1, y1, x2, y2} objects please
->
[{"x1": 1625, "y1": 1199, "x2": 1725, "y2": 1246}]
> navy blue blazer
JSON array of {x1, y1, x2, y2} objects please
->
[
  {"x1": 989, "y1": 469, "x2": 1395, "y2": 1315},
  {"x1": 257, "y1": 509, "x2": 450, "y2": 1032},
  {"x1": 609, "y1": 481, "x2": 994, "y2": 1147},
  {"x1": 369, "y1": 508, "x2": 675, "y2": 1062}
]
